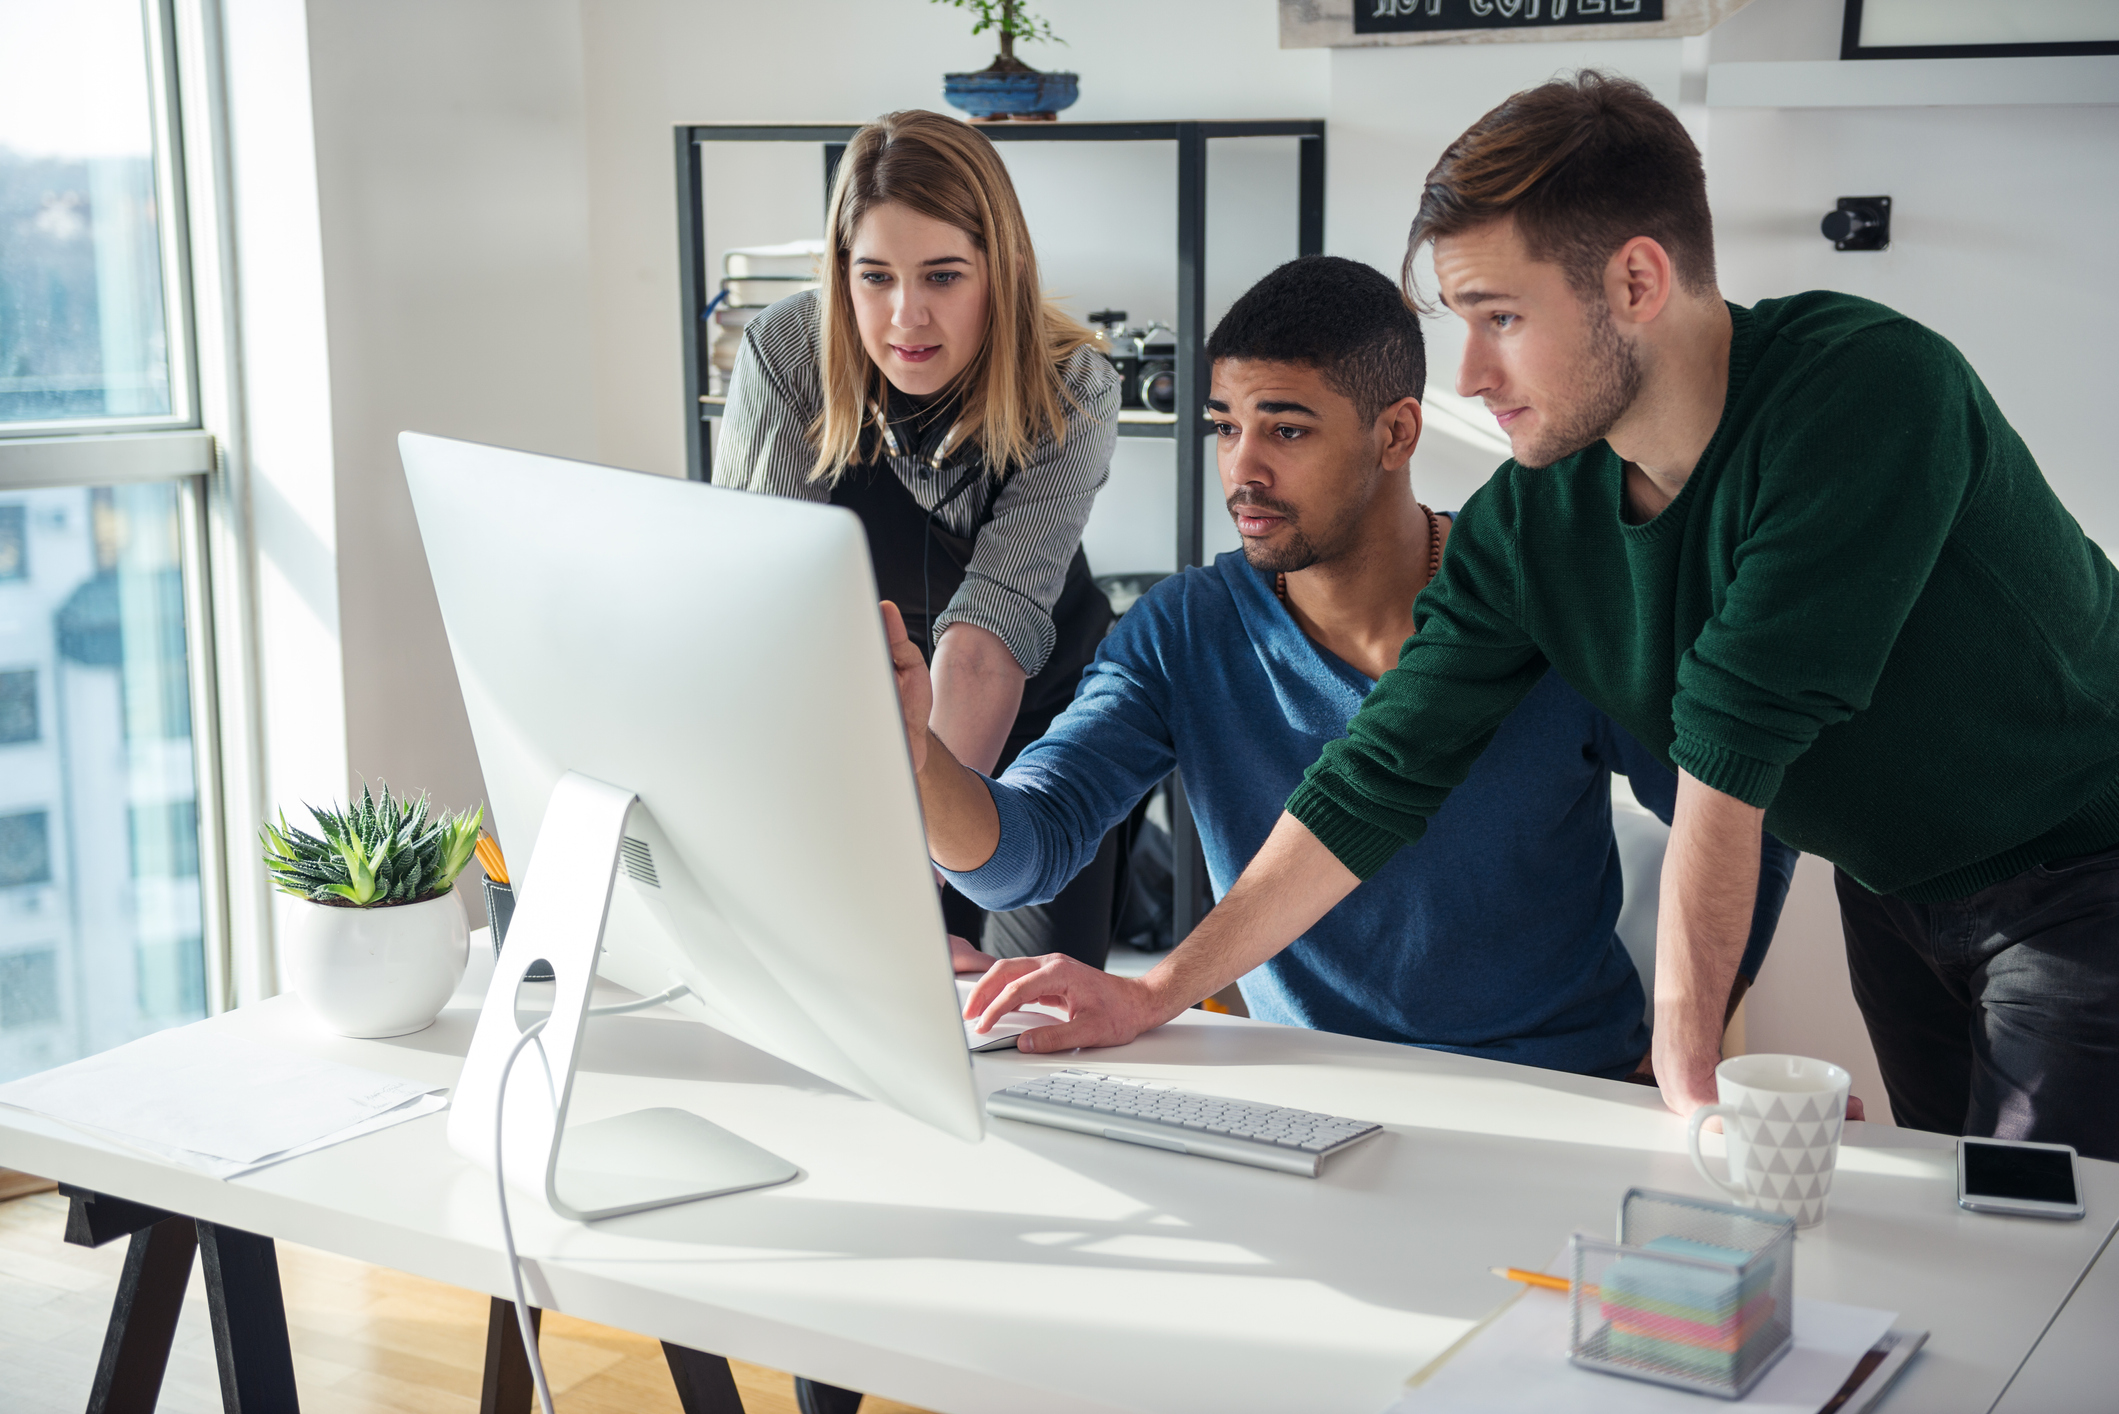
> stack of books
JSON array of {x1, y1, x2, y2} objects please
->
[{"x1": 710, "y1": 239, "x2": 825, "y2": 395}]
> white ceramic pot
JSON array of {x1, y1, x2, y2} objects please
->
[{"x1": 282, "y1": 889, "x2": 469, "y2": 1038}]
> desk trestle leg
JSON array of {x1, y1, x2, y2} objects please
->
[
  {"x1": 196, "y1": 1222, "x2": 301, "y2": 1413},
  {"x1": 69, "y1": 1190, "x2": 756, "y2": 1414},
  {"x1": 475, "y1": 1297, "x2": 750, "y2": 1414},
  {"x1": 479, "y1": 1297, "x2": 544, "y2": 1413},
  {"x1": 793, "y1": 1377, "x2": 863, "y2": 1414},
  {"x1": 64, "y1": 1190, "x2": 302, "y2": 1414},
  {"x1": 662, "y1": 1343, "x2": 750, "y2": 1414},
  {"x1": 85, "y1": 1214, "x2": 197, "y2": 1414}
]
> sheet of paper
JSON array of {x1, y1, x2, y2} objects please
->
[
  {"x1": 0, "y1": 1022, "x2": 445, "y2": 1168},
  {"x1": 53, "y1": 1092, "x2": 451, "y2": 1179},
  {"x1": 1387, "y1": 1283, "x2": 1898, "y2": 1414}
]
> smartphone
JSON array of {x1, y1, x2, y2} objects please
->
[{"x1": 1957, "y1": 1137, "x2": 2084, "y2": 1220}]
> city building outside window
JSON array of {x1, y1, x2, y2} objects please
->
[{"x1": 1, "y1": 0, "x2": 224, "y2": 1081}]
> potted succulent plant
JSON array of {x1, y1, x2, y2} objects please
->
[
  {"x1": 936, "y1": 0, "x2": 1078, "y2": 123},
  {"x1": 262, "y1": 783, "x2": 483, "y2": 1038}
]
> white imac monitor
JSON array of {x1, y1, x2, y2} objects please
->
[{"x1": 399, "y1": 431, "x2": 982, "y2": 1221}]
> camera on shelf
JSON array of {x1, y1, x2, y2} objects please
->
[{"x1": 1088, "y1": 310, "x2": 1178, "y2": 414}]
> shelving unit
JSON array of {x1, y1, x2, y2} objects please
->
[{"x1": 677, "y1": 118, "x2": 1326, "y2": 939}]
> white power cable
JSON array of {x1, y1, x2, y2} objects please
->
[
  {"x1": 582, "y1": 983, "x2": 691, "y2": 1018},
  {"x1": 493, "y1": 983, "x2": 690, "y2": 1414},
  {"x1": 495, "y1": 1020, "x2": 557, "y2": 1414}
]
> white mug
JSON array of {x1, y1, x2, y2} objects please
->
[{"x1": 1687, "y1": 1053, "x2": 1852, "y2": 1227}]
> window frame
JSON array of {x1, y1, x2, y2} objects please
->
[
  {"x1": 0, "y1": 0, "x2": 240, "y2": 1019},
  {"x1": 0, "y1": 0, "x2": 202, "y2": 441},
  {"x1": 0, "y1": 447, "x2": 230, "y2": 1018}
]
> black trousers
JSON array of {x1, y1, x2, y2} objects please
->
[{"x1": 1835, "y1": 845, "x2": 2119, "y2": 1162}]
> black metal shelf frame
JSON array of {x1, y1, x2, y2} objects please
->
[{"x1": 677, "y1": 118, "x2": 1326, "y2": 939}]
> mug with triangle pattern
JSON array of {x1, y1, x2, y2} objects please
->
[{"x1": 1687, "y1": 1053, "x2": 1852, "y2": 1227}]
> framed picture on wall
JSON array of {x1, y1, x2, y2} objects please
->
[{"x1": 1843, "y1": 0, "x2": 2119, "y2": 60}]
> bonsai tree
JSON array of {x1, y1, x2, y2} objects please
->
[
  {"x1": 932, "y1": 0, "x2": 1063, "y2": 73},
  {"x1": 262, "y1": 781, "x2": 483, "y2": 907}
]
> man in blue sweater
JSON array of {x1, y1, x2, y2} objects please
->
[{"x1": 896, "y1": 256, "x2": 1793, "y2": 1078}]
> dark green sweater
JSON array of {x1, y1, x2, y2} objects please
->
[{"x1": 1288, "y1": 292, "x2": 2119, "y2": 902}]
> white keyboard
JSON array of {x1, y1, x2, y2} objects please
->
[{"x1": 986, "y1": 1069, "x2": 1384, "y2": 1177}]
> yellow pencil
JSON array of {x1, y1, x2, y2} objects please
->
[
  {"x1": 475, "y1": 834, "x2": 509, "y2": 885},
  {"x1": 1490, "y1": 1266, "x2": 1571, "y2": 1293}
]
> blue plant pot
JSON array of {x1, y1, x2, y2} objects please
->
[{"x1": 944, "y1": 69, "x2": 1079, "y2": 121}]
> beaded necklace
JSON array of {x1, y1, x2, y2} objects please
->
[{"x1": 1275, "y1": 502, "x2": 1443, "y2": 607}]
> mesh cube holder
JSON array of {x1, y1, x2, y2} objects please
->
[
  {"x1": 482, "y1": 878, "x2": 553, "y2": 982},
  {"x1": 1568, "y1": 1188, "x2": 1796, "y2": 1399}
]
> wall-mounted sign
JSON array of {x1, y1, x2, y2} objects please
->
[{"x1": 1355, "y1": 0, "x2": 1664, "y2": 35}]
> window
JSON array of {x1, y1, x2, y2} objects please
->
[
  {"x1": 0, "y1": 483, "x2": 209, "y2": 1076},
  {"x1": 0, "y1": 810, "x2": 51, "y2": 888},
  {"x1": 0, "y1": 0, "x2": 187, "y2": 430},
  {"x1": 131, "y1": 799, "x2": 200, "y2": 880},
  {"x1": 0, "y1": 668, "x2": 34, "y2": 743},
  {"x1": 0, "y1": 502, "x2": 26, "y2": 577},
  {"x1": 0, "y1": 949, "x2": 60, "y2": 1029},
  {"x1": 0, "y1": 0, "x2": 215, "y2": 1081}
]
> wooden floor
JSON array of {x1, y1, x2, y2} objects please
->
[{"x1": 0, "y1": 1190, "x2": 931, "y2": 1414}]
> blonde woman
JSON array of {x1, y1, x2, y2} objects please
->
[{"x1": 716, "y1": 109, "x2": 1135, "y2": 977}]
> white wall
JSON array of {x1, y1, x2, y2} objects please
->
[
  {"x1": 302, "y1": 0, "x2": 601, "y2": 887},
  {"x1": 1706, "y1": 0, "x2": 2119, "y2": 548},
  {"x1": 206, "y1": 0, "x2": 603, "y2": 956},
  {"x1": 216, "y1": 0, "x2": 347, "y2": 995}
]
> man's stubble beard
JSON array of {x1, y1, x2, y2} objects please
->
[
  {"x1": 1234, "y1": 494, "x2": 1322, "y2": 574},
  {"x1": 1229, "y1": 463, "x2": 1384, "y2": 576},
  {"x1": 1513, "y1": 301, "x2": 1644, "y2": 470}
]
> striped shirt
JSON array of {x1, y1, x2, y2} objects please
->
[{"x1": 713, "y1": 290, "x2": 1119, "y2": 676}]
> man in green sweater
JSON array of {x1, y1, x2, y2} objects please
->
[{"x1": 965, "y1": 72, "x2": 2119, "y2": 1160}]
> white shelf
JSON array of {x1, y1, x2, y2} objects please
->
[{"x1": 1707, "y1": 55, "x2": 2119, "y2": 109}]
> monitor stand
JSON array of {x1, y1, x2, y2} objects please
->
[{"x1": 447, "y1": 771, "x2": 799, "y2": 1221}]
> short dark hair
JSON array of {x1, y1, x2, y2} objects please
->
[
  {"x1": 1206, "y1": 256, "x2": 1426, "y2": 423},
  {"x1": 1407, "y1": 70, "x2": 1715, "y2": 306}
]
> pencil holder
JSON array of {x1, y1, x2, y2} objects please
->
[
  {"x1": 1568, "y1": 1188, "x2": 1795, "y2": 1400},
  {"x1": 482, "y1": 879, "x2": 553, "y2": 981}
]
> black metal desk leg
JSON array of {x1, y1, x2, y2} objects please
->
[
  {"x1": 480, "y1": 1297, "x2": 544, "y2": 1414},
  {"x1": 195, "y1": 1221, "x2": 300, "y2": 1413},
  {"x1": 84, "y1": 1214, "x2": 198, "y2": 1414},
  {"x1": 792, "y1": 1376, "x2": 862, "y2": 1414},
  {"x1": 663, "y1": 1342, "x2": 749, "y2": 1414}
]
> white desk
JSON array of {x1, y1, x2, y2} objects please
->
[
  {"x1": 1989, "y1": 1221, "x2": 2119, "y2": 1414},
  {"x1": 3, "y1": 946, "x2": 2114, "y2": 1414}
]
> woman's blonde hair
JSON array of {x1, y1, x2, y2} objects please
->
[{"x1": 810, "y1": 109, "x2": 1093, "y2": 483}]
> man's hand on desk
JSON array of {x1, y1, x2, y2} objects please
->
[
  {"x1": 962, "y1": 812, "x2": 1361, "y2": 1054},
  {"x1": 1630, "y1": 1054, "x2": 1867, "y2": 1122},
  {"x1": 963, "y1": 953, "x2": 1177, "y2": 1053}
]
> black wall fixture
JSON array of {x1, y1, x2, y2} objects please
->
[{"x1": 1822, "y1": 196, "x2": 1891, "y2": 251}]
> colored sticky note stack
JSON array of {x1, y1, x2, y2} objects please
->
[{"x1": 1600, "y1": 1235, "x2": 1778, "y2": 1385}]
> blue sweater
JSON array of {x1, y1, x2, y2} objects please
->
[{"x1": 946, "y1": 550, "x2": 1794, "y2": 1080}]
